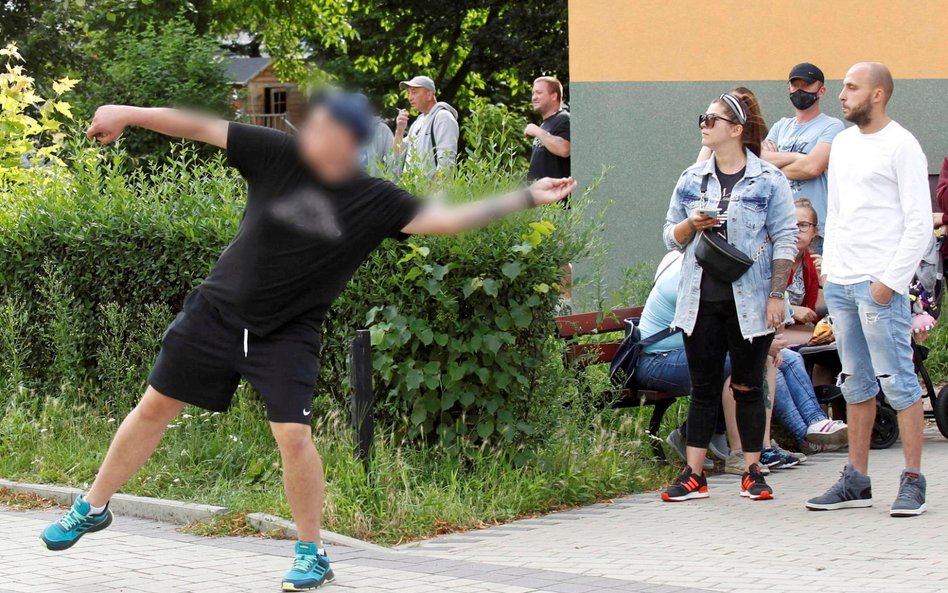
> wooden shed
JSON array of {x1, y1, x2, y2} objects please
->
[{"x1": 225, "y1": 57, "x2": 306, "y2": 132}]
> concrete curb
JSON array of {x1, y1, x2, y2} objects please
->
[
  {"x1": 0, "y1": 479, "x2": 387, "y2": 552},
  {"x1": 1, "y1": 479, "x2": 226, "y2": 524},
  {"x1": 246, "y1": 512, "x2": 390, "y2": 552}
]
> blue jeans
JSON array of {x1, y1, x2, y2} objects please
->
[
  {"x1": 636, "y1": 348, "x2": 731, "y2": 437},
  {"x1": 772, "y1": 349, "x2": 828, "y2": 441},
  {"x1": 824, "y1": 281, "x2": 921, "y2": 410}
]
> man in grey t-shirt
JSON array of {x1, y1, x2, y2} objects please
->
[{"x1": 762, "y1": 63, "x2": 845, "y2": 253}]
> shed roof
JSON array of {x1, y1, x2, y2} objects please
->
[{"x1": 224, "y1": 57, "x2": 271, "y2": 85}]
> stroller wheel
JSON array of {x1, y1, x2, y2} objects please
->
[
  {"x1": 934, "y1": 386, "x2": 948, "y2": 439},
  {"x1": 871, "y1": 405, "x2": 899, "y2": 449}
]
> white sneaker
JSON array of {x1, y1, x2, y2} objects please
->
[
  {"x1": 803, "y1": 441, "x2": 846, "y2": 454},
  {"x1": 806, "y1": 419, "x2": 848, "y2": 445}
]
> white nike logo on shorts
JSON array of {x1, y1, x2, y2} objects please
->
[{"x1": 303, "y1": 409, "x2": 312, "y2": 416}]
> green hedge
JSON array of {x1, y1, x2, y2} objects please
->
[{"x1": 0, "y1": 108, "x2": 595, "y2": 443}]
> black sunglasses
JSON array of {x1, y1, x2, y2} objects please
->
[{"x1": 698, "y1": 113, "x2": 738, "y2": 129}]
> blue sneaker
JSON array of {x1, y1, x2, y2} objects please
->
[
  {"x1": 41, "y1": 495, "x2": 113, "y2": 551},
  {"x1": 759, "y1": 448, "x2": 785, "y2": 469},
  {"x1": 282, "y1": 542, "x2": 335, "y2": 591}
]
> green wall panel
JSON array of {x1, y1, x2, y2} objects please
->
[{"x1": 572, "y1": 79, "x2": 948, "y2": 307}]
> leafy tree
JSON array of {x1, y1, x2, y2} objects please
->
[
  {"x1": 213, "y1": 0, "x2": 568, "y2": 116},
  {"x1": 0, "y1": 43, "x2": 78, "y2": 184},
  {"x1": 209, "y1": 0, "x2": 358, "y2": 83},
  {"x1": 79, "y1": 16, "x2": 233, "y2": 163},
  {"x1": 0, "y1": 1, "x2": 90, "y2": 89},
  {"x1": 0, "y1": 0, "x2": 213, "y2": 90},
  {"x1": 310, "y1": 0, "x2": 569, "y2": 116}
]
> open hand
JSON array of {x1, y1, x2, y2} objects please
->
[
  {"x1": 86, "y1": 105, "x2": 131, "y2": 144},
  {"x1": 530, "y1": 177, "x2": 577, "y2": 205},
  {"x1": 762, "y1": 139, "x2": 778, "y2": 152}
]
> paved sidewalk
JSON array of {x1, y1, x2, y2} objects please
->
[{"x1": 3, "y1": 429, "x2": 948, "y2": 593}]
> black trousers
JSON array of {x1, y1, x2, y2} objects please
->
[{"x1": 682, "y1": 298, "x2": 773, "y2": 453}]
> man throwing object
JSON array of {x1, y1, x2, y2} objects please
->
[{"x1": 39, "y1": 92, "x2": 575, "y2": 591}]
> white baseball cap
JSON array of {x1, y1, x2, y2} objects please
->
[{"x1": 399, "y1": 75, "x2": 436, "y2": 93}]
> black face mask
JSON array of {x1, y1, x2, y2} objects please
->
[{"x1": 789, "y1": 89, "x2": 819, "y2": 110}]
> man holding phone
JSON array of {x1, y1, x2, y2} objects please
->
[{"x1": 392, "y1": 75, "x2": 459, "y2": 179}]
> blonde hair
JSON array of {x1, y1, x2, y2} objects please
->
[
  {"x1": 534, "y1": 76, "x2": 564, "y2": 103},
  {"x1": 794, "y1": 197, "x2": 819, "y2": 226}
]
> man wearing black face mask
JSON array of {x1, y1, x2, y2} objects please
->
[{"x1": 762, "y1": 63, "x2": 845, "y2": 254}]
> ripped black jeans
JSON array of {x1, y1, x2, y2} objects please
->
[{"x1": 682, "y1": 298, "x2": 774, "y2": 453}]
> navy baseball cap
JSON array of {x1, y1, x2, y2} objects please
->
[
  {"x1": 788, "y1": 63, "x2": 825, "y2": 84},
  {"x1": 310, "y1": 90, "x2": 374, "y2": 144}
]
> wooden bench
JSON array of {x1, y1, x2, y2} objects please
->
[{"x1": 554, "y1": 306, "x2": 686, "y2": 459}]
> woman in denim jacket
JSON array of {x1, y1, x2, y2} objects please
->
[{"x1": 660, "y1": 93, "x2": 798, "y2": 502}]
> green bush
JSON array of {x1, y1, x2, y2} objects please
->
[
  {"x1": 0, "y1": 104, "x2": 595, "y2": 444},
  {"x1": 77, "y1": 16, "x2": 233, "y2": 163}
]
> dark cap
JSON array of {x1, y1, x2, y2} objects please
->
[
  {"x1": 311, "y1": 90, "x2": 374, "y2": 144},
  {"x1": 788, "y1": 63, "x2": 825, "y2": 84}
]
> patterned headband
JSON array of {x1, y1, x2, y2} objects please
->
[{"x1": 719, "y1": 93, "x2": 747, "y2": 124}]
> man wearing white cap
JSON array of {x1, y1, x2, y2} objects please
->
[{"x1": 393, "y1": 75, "x2": 459, "y2": 179}]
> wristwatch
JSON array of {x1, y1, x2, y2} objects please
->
[{"x1": 768, "y1": 291, "x2": 785, "y2": 300}]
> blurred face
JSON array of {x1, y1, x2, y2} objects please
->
[
  {"x1": 795, "y1": 206, "x2": 818, "y2": 251},
  {"x1": 406, "y1": 86, "x2": 435, "y2": 113},
  {"x1": 297, "y1": 106, "x2": 360, "y2": 183},
  {"x1": 699, "y1": 101, "x2": 742, "y2": 150},
  {"x1": 531, "y1": 81, "x2": 558, "y2": 114},
  {"x1": 839, "y1": 65, "x2": 875, "y2": 126}
]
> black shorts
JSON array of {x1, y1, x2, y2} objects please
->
[{"x1": 148, "y1": 290, "x2": 321, "y2": 424}]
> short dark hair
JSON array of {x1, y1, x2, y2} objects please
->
[{"x1": 534, "y1": 76, "x2": 563, "y2": 103}]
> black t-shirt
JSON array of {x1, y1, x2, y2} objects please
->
[
  {"x1": 527, "y1": 110, "x2": 571, "y2": 181},
  {"x1": 199, "y1": 122, "x2": 423, "y2": 335},
  {"x1": 699, "y1": 165, "x2": 745, "y2": 302}
]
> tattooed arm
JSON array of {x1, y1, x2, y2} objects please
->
[{"x1": 767, "y1": 258, "x2": 794, "y2": 328}]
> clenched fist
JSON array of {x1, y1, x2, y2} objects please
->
[{"x1": 86, "y1": 105, "x2": 133, "y2": 144}]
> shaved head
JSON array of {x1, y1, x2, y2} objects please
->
[
  {"x1": 851, "y1": 62, "x2": 895, "y2": 103},
  {"x1": 840, "y1": 61, "x2": 895, "y2": 130}
]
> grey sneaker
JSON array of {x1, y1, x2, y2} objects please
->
[
  {"x1": 890, "y1": 470, "x2": 926, "y2": 517},
  {"x1": 665, "y1": 428, "x2": 713, "y2": 471},
  {"x1": 709, "y1": 433, "x2": 730, "y2": 460},
  {"x1": 725, "y1": 449, "x2": 769, "y2": 476},
  {"x1": 806, "y1": 464, "x2": 873, "y2": 510}
]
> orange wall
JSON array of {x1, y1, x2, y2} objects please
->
[{"x1": 569, "y1": 0, "x2": 948, "y2": 82}]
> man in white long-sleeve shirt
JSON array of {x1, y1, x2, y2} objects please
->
[{"x1": 807, "y1": 62, "x2": 933, "y2": 517}]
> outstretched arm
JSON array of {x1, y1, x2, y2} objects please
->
[
  {"x1": 86, "y1": 105, "x2": 229, "y2": 149},
  {"x1": 401, "y1": 177, "x2": 577, "y2": 236}
]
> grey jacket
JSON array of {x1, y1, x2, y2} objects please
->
[{"x1": 400, "y1": 102, "x2": 459, "y2": 178}]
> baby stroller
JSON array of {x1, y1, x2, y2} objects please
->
[{"x1": 797, "y1": 236, "x2": 947, "y2": 449}]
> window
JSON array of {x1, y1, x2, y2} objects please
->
[{"x1": 265, "y1": 88, "x2": 287, "y2": 114}]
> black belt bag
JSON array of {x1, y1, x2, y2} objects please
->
[{"x1": 693, "y1": 172, "x2": 768, "y2": 283}]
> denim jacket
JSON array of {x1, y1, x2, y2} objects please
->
[{"x1": 663, "y1": 150, "x2": 798, "y2": 339}]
